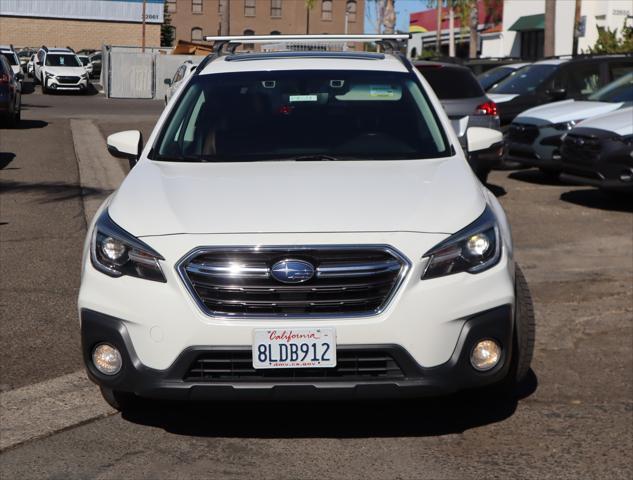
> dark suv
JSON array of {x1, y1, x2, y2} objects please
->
[
  {"x1": 0, "y1": 54, "x2": 21, "y2": 126},
  {"x1": 415, "y1": 62, "x2": 501, "y2": 182},
  {"x1": 488, "y1": 55, "x2": 633, "y2": 125}
]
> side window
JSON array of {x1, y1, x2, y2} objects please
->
[
  {"x1": 568, "y1": 63, "x2": 602, "y2": 98},
  {"x1": 609, "y1": 61, "x2": 633, "y2": 81}
]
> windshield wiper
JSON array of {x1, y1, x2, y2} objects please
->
[{"x1": 291, "y1": 155, "x2": 341, "y2": 161}]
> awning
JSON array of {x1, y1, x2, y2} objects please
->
[
  {"x1": 409, "y1": 25, "x2": 428, "y2": 33},
  {"x1": 508, "y1": 14, "x2": 545, "y2": 32}
]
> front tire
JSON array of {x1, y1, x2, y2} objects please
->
[
  {"x1": 99, "y1": 387, "x2": 139, "y2": 412},
  {"x1": 491, "y1": 264, "x2": 535, "y2": 397}
]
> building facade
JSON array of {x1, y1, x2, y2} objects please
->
[
  {"x1": 407, "y1": 0, "x2": 633, "y2": 60},
  {"x1": 164, "y1": 0, "x2": 364, "y2": 45},
  {"x1": 0, "y1": 0, "x2": 163, "y2": 50}
]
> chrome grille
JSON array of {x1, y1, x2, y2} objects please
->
[
  {"x1": 508, "y1": 123, "x2": 539, "y2": 144},
  {"x1": 562, "y1": 133, "x2": 601, "y2": 166},
  {"x1": 178, "y1": 246, "x2": 409, "y2": 317},
  {"x1": 57, "y1": 76, "x2": 80, "y2": 84}
]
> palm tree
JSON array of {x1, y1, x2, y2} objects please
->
[{"x1": 305, "y1": 0, "x2": 316, "y2": 34}]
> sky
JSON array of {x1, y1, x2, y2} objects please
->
[{"x1": 364, "y1": 0, "x2": 429, "y2": 33}]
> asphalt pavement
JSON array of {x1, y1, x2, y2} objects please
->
[{"x1": 0, "y1": 80, "x2": 631, "y2": 479}]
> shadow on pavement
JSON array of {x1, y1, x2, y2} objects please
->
[
  {"x1": 1, "y1": 119, "x2": 48, "y2": 130},
  {"x1": 122, "y1": 370, "x2": 538, "y2": 438},
  {"x1": 560, "y1": 189, "x2": 633, "y2": 213},
  {"x1": 20, "y1": 81, "x2": 36, "y2": 95},
  {"x1": 486, "y1": 182, "x2": 507, "y2": 198},
  {"x1": 0, "y1": 152, "x2": 16, "y2": 169},
  {"x1": 509, "y1": 169, "x2": 582, "y2": 187},
  {"x1": 0, "y1": 179, "x2": 108, "y2": 202}
]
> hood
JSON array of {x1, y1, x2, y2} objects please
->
[
  {"x1": 45, "y1": 66, "x2": 86, "y2": 76},
  {"x1": 574, "y1": 106, "x2": 633, "y2": 137},
  {"x1": 108, "y1": 157, "x2": 486, "y2": 237},
  {"x1": 487, "y1": 93, "x2": 519, "y2": 104},
  {"x1": 516, "y1": 99, "x2": 623, "y2": 124}
]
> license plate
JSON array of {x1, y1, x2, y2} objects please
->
[{"x1": 252, "y1": 328, "x2": 336, "y2": 369}]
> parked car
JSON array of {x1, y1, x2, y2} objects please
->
[
  {"x1": 18, "y1": 48, "x2": 35, "y2": 72},
  {"x1": 26, "y1": 54, "x2": 36, "y2": 77},
  {"x1": 78, "y1": 54, "x2": 94, "y2": 76},
  {"x1": 560, "y1": 106, "x2": 633, "y2": 193},
  {"x1": 415, "y1": 61, "x2": 502, "y2": 182},
  {"x1": 477, "y1": 62, "x2": 531, "y2": 91},
  {"x1": 506, "y1": 72, "x2": 633, "y2": 174},
  {"x1": 88, "y1": 52, "x2": 102, "y2": 79},
  {"x1": 0, "y1": 45, "x2": 24, "y2": 82},
  {"x1": 79, "y1": 35, "x2": 534, "y2": 411},
  {"x1": 164, "y1": 60, "x2": 198, "y2": 104},
  {"x1": 464, "y1": 57, "x2": 526, "y2": 76},
  {"x1": 488, "y1": 55, "x2": 633, "y2": 126},
  {"x1": 34, "y1": 46, "x2": 90, "y2": 93},
  {"x1": 0, "y1": 54, "x2": 21, "y2": 126}
]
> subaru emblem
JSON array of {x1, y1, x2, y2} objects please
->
[{"x1": 270, "y1": 259, "x2": 315, "y2": 284}]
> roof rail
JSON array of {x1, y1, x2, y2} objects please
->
[
  {"x1": 203, "y1": 34, "x2": 409, "y2": 55},
  {"x1": 194, "y1": 34, "x2": 410, "y2": 75}
]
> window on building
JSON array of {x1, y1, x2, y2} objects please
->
[
  {"x1": 321, "y1": 0, "x2": 332, "y2": 21},
  {"x1": 192, "y1": 0, "x2": 202, "y2": 14},
  {"x1": 271, "y1": 0, "x2": 282, "y2": 18},
  {"x1": 346, "y1": 0, "x2": 356, "y2": 22},
  {"x1": 245, "y1": 0, "x2": 256, "y2": 17},
  {"x1": 243, "y1": 29, "x2": 255, "y2": 50},
  {"x1": 191, "y1": 27, "x2": 203, "y2": 41},
  {"x1": 271, "y1": 30, "x2": 281, "y2": 35},
  {"x1": 166, "y1": 0, "x2": 177, "y2": 13}
]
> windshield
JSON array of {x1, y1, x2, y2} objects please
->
[
  {"x1": 152, "y1": 70, "x2": 450, "y2": 162},
  {"x1": 489, "y1": 64, "x2": 557, "y2": 94},
  {"x1": 478, "y1": 65, "x2": 516, "y2": 91},
  {"x1": 1, "y1": 52, "x2": 18, "y2": 66},
  {"x1": 588, "y1": 72, "x2": 633, "y2": 103},
  {"x1": 45, "y1": 54, "x2": 81, "y2": 67}
]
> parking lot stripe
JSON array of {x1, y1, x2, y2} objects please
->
[
  {"x1": 0, "y1": 370, "x2": 114, "y2": 452},
  {"x1": 0, "y1": 119, "x2": 127, "y2": 452},
  {"x1": 70, "y1": 118, "x2": 126, "y2": 225}
]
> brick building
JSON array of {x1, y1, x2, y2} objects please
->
[
  {"x1": 165, "y1": 0, "x2": 365, "y2": 45},
  {"x1": 0, "y1": 0, "x2": 163, "y2": 50}
]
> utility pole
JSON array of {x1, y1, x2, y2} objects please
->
[
  {"x1": 572, "y1": 0, "x2": 582, "y2": 56},
  {"x1": 448, "y1": 5, "x2": 455, "y2": 57},
  {"x1": 141, "y1": 0, "x2": 146, "y2": 52},
  {"x1": 219, "y1": 0, "x2": 230, "y2": 36},
  {"x1": 435, "y1": 0, "x2": 442, "y2": 53},
  {"x1": 544, "y1": 0, "x2": 556, "y2": 57},
  {"x1": 469, "y1": 1, "x2": 478, "y2": 59}
]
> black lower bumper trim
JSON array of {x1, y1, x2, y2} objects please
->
[{"x1": 81, "y1": 305, "x2": 514, "y2": 400}]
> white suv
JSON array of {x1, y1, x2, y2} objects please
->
[
  {"x1": 34, "y1": 46, "x2": 89, "y2": 93},
  {"x1": 79, "y1": 35, "x2": 534, "y2": 410}
]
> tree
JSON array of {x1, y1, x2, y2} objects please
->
[
  {"x1": 161, "y1": 2, "x2": 174, "y2": 47},
  {"x1": 366, "y1": 0, "x2": 387, "y2": 34},
  {"x1": 544, "y1": 0, "x2": 556, "y2": 57},
  {"x1": 305, "y1": 0, "x2": 316, "y2": 34},
  {"x1": 586, "y1": 20, "x2": 633, "y2": 54},
  {"x1": 383, "y1": 0, "x2": 396, "y2": 34}
]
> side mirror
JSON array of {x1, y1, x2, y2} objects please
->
[
  {"x1": 164, "y1": 78, "x2": 172, "y2": 86},
  {"x1": 547, "y1": 88, "x2": 566, "y2": 100},
  {"x1": 466, "y1": 127, "x2": 503, "y2": 154},
  {"x1": 107, "y1": 130, "x2": 143, "y2": 169}
]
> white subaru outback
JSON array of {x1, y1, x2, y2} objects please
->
[{"x1": 78, "y1": 35, "x2": 534, "y2": 410}]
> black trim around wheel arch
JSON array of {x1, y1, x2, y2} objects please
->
[{"x1": 80, "y1": 304, "x2": 514, "y2": 400}]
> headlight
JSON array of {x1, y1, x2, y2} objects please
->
[
  {"x1": 550, "y1": 120, "x2": 577, "y2": 131},
  {"x1": 91, "y1": 209, "x2": 166, "y2": 282},
  {"x1": 422, "y1": 206, "x2": 501, "y2": 280},
  {"x1": 45, "y1": 72, "x2": 55, "y2": 78},
  {"x1": 81, "y1": 73, "x2": 88, "y2": 79}
]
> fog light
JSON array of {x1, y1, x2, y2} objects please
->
[
  {"x1": 92, "y1": 343, "x2": 122, "y2": 375},
  {"x1": 470, "y1": 339, "x2": 501, "y2": 371}
]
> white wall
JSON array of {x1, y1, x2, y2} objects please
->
[
  {"x1": 578, "y1": 0, "x2": 633, "y2": 53},
  {"x1": 480, "y1": 33, "x2": 504, "y2": 58}
]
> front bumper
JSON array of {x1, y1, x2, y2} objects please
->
[
  {"x1": 45, "y1": 77, "x2": 89, "y2": 91},
  {"x1": 81, "y1": 305, "x2": 514, "y2": 400}
]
